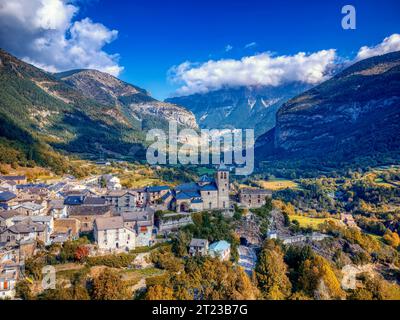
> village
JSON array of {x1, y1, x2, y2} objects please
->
[{"x1": 0, "y1": 165, "x2": 284, "y2": 299}]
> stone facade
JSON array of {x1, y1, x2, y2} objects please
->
[
  {"x1": 68, "y1": 205, "x2": 112, "y2": 232},
  {"x1": 105, "y1": 189, "x2": 146, "y2": 213},
  {"x1": 174, "y1": 168, "x2": 230, "y2": 212},
  {"x1": 239, "y1": 188, "x2": 272, "y2": 208},
  {"x1": 94, "y1": 216, "x2": 136, "y2": 252}
]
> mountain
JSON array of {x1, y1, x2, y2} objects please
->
[
  {"x1": 165, "y1": 83, "x2": 310, "y2": 136},
  {"x1": 55, "y1": 69, "x2": 197, "y2": 129},
  {"x1": 255, "y1": 51, "x2": 400, "y2": 165},
  {"x1": 0, "y1": 49, "x2": 197, "y2": 173}
]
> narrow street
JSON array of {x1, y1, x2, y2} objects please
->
[{"x1": 238, "y1": 245, "x2": 257, "y2": 276}]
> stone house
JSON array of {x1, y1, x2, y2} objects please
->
[
  {"x1": 68, "y1": 205, "x2": 112, "y2": 233},
  {"x1": 12, "y1": 202, "x2": 45, "y2": 216},
  {"x1": 146, "y1": 186, "x2": 171, "y2": 206},
  {"x1": 105, "y1": 189, "x2": 147, "y2": 213},
  {"x1": 239, "y1": 188, "x2": 272, "y2": 208},
  {"x1": 94, "y1": 216, "x2": 136, "y2": 252},
  {"x1": 0, "y1": 219, "x2": 47, "y2": 245},
  {"x1": 0, "y1": 249, "x2": 20, "y2": 299},
  {"x1": 48, "y1": 199, "x2": 68, "y2": 218},
  {"x1": 11, "y1": 216, "x2": 54, "y2": 245},
  {"x1": 121, "y1": 210, "x2": 154, "y2": 230},
  {"x1": 0, "y1": 181, "x2": 17, "y2": 192},
  {"x1": 53, "y1": 218, "x2": 81, "y2": 242},
  {"x1": 0, "y1": 175, "x2": 27, "y2": 185},
  {"x1": 0, "y1": 191, "x2": 17, "y2": 210},
  {"x1": 208, "y1": 240, "x2": 231, "y2": 261},
  {"x1": 189, "y1": 238, "x2": 209, "y2": 256},
  {"x1": 0, "y1": 210, "x2": 21, "y2": 228}
]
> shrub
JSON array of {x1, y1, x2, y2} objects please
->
[{"x1": 86, "y1": 253, "x2": 135, "y2": 268}]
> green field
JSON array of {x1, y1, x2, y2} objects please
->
[
  {"x1": 256, "y1": 178, "x2": 299, "y2": 191},
  {"x1": 290, "y1": 215, "x2": 335, "y2": 230}
]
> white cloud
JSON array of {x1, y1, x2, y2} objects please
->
[
  {"x1": 244, "y1": 42, "x2": 257, "y2": 49},
  {"x1": 0, "y1": 0, "x2": 123, "y2": 76},
  {"x1": 355, "y1": 33, "x2": 400, "y2": 61},
  {"x1": 169, "y1": 50, "x2": 337, "y2": 95},
  {"x1": 225, "y1": 44, "x2": 233, "y2": 52}
]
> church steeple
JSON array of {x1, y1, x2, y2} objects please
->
[{"x1": 215, "y1": 165, "x2": 229, "y2": 209}]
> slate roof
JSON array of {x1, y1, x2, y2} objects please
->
[
  {"x1": 106, "y1": 189, "x2": 145, "y2": 197},
  {"x1": 190, "y1": 238, "x2": 208, "y2": 248},
  {"x1": 200, "y1": 183, "x2": 218, "y2": 191},
  {"x1": 146, "y1": 186, "x2": 170, "y2": 193},
  {"x1": 14, "y1": 202, "x2": 43, "y2": 211},
  {"x1": 0, "y1": 175, "x2": 26, "y2": 181},
  {"x1": 175, "y1": 182, "x2": 199, "y2": 192},
  {"x1": 64, "y1": 196, "x2": 83, "y2": 205},
  {"x1": 0, "y1": 191, "x2": 16, "y2": 202},
  {"x1": 49, "y1": 199, "x2": 65, "y2": 210},
  {"x1": 83, "y1": 197, "x2": 107, "y2": 206},
  {"x1": 191, "y1": 199, "x2": 203, "y2": 204},
  {"x1": 6, "y1": 220, "x2": 45, "y2": 234},
  {"x1": 95, "y1": 216, "x2": 124, "y2": 231},
  {"x1": 175, "y1": 191, "x2": 201, "y2": 200},
  {"x1": 48, "y1": 182, "x2": 66, "y2": 192},
  {"x1": 240, "y1": 188, "x2": 272, "y2": 195},
  {"x1": 17, "y1": 183, "x2": 48, "y2": 190},
  {"x1": 0, "y1": 210, "x2": 20, "y2": 220},
  {"x1": 69, "y1": 205, "x2": 111, "y2": 216},
  {"x1": 121, "y1": 211, "x2": 152, "y2": 222}
]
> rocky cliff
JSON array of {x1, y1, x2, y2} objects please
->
[{"x1": 256, "y1": 51, "x2": 400, "y2": 163}]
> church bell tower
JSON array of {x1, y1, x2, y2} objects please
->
[{"x1": 215, "y1": 165, "x2": 229, "y2": 209}]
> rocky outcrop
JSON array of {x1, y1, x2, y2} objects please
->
[
  {"x1": 256, "y1": 51, "x2": 400, "y2": 162},
  {"x1": 166, "y1": 84, "x2": 309, "y2": 136},
  {"x1": 56, "y1": 69, "x2": 198, "y2": 129}
]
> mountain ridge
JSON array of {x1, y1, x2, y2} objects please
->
[
  {"x1": 0, "y1": 49, "x2": 197, "y2": 173},
  {"x1": 166, "y1": 83, "x2": 310, "y2": 136},
  {"x1": 255, "y1": 51, "x2": 400, "y2": 165}
]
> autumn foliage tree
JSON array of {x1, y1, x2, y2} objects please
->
[
  {"x1": 91, "y1": 268, "x2": 130, "y2": 300},
  {"x1": 383, "y1": 231, "x2": 400, "y2": 248},
  {"x1": 145, "y1": 257, "x2": 259, "y2": 300},
  {"x1": 298, "y1": 255, "x2": 345, "y2": 300},
  {"x1": 255, "y1": 240, "x2": 292, "y2": 300},
  {"x1": 74, "y1": 245, "x2": 90, "y2": 262},
  {"x1": 146, "y1": 285, "x2": 175, "y2": 300}
]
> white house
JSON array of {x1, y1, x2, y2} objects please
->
[
  {"x1": 0, "y1": 248, "x2": 20, "y2": 299},
  {"x1": 48, "y1": 199, "x2": 68, "y2": 218},
  {"x1": 12, "y1": 202, "x2": 45, "y2": 216},
  {"x1": 208, "y1": 240, "x2": 231, "y2": 261},
  {"x1": 0, "y1": 265, "x2": 18, "y2": 299},
  {"x1": 101, "y1": 175, "x2": 122, "y2": 191},
  {"x1": 11, "y1": 216, "x2": 54, "y2": 245},
  {"x1": 94, "y1": 216, "x2": 136, "y2": 252}
]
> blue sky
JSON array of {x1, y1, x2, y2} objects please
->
[{"x1": 0, "y1": 0, "x2": 399, "y2": 99}]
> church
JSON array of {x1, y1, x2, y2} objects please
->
[{"x1": 173, "y1": 166, "x2": 230, "y2": 212}]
